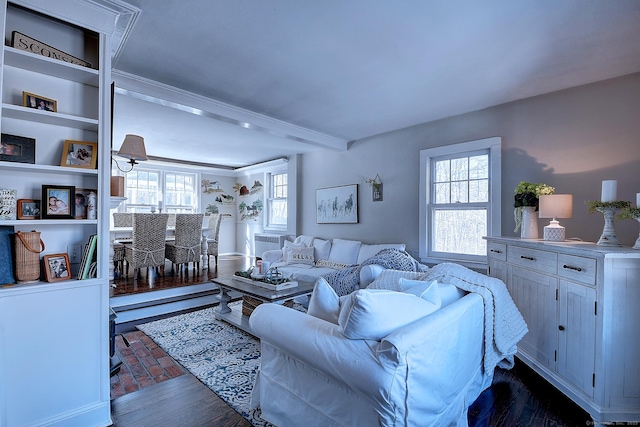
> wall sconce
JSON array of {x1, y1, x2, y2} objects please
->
[
  {"x1": 365, "y1": 174, "x2": 383, "y2": 202},
  {"x1": 112, "y1": 134, "x2": 148, "y2": 173},
  {"x1": 539, "y1": 194, "x2": 573, "y2": 241}
]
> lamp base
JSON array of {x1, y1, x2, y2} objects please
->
[{"x1": 544, "y1": 220, "x2": 565, "y2": 241}]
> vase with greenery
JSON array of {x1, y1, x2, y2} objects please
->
[{"x1": 513, "y1": 181, "x2": 555, "y2": 237}]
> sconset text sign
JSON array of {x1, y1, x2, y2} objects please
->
[{"x1": 11, "y1": 31, "x2": 92, "y2": 68}]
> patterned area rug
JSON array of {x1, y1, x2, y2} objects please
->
[{"x1": 137, "y1": 304, "x2": 272, "y2": 427}]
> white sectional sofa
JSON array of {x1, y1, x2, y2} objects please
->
[
  {"x1": 250, "y1": 263, "x2": 528, "y2": 427},
  {"x1": 260, "y1": 235, "x2": 408, "y2": 287}
]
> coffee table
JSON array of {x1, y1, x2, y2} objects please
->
[{"x1": 211, "y1": 276, "x2": 314, "y2": 334}]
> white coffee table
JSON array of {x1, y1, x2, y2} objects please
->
[{"x1": 212, "y1": 276, "x2": 314, "y2": 334}]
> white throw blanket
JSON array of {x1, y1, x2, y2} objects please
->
[{"x1": 424, "y1": 263, "x2": 528, "y2": 374}]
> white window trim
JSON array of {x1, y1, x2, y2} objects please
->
[
  {"x1": 263, "y1": 168, "x2": 288, "y2": 232},
  {"x1": 419, "y1": 137, "x2": 501, "y2": 268}
]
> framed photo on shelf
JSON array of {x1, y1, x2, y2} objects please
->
[
  {"x1": 60, "y1": 140, "x2": 97, "y2": 169},
  {"x1": 43, "y1": 253, "x2": 71, "y2": 282},
  {"x1": 0, "y1": 133, "x2": 35, "y2": 164},
  {"x1": 316, "y1": 184, "x2": 358, "y2": 224},
  {"x1": 74, "y1": 188, "x2": 96, "y2": 219},
  {"x1": 17, "y1": 199, "x2": 40, "y2": 220},
  {"x1": 22, "y1": 91, "x2": 57, "y2": 112},
  {"x1": 41, "y1": 185, "x2": 75, "y2": 219}
]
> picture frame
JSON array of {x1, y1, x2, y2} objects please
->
[
  {"x1": 22, "y1": 91, "x2": 57, "y2": 112},
  {"x1": 74, "y1": 188, "x2": 97, "y2": 219},
  {"x1": 0, "y1": 133, "x2": 35, "y2": 164},
  {"x1": 41, "y1": 185, "x2": 75, "y2": 219},
  {"x1": 316, "y1": 184, "x2": 358, "y2": 224},
  {"x1": 17, "y1": 199, "x2": 40, "y2": 220},
  {"x1": 43, "y1": 253, "x2": 72, "y2": 282},
  {"x1": 60, "y1": 140, "x2": 97, "y2": 169}
]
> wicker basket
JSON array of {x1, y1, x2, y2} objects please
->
[
  {"x1": 242, "y1": 295, "x2": 294, "y2": 317},
  {"x1": 15, "y1": 230, "x2": 45, "y2": 284}
]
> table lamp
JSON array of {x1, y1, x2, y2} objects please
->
[{"x1": 539, "y1": 194, "x2": 573, "y2": 241}]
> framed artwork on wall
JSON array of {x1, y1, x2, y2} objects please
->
[{"x1": 316, "y1": 184, "x2": 358, "y2": 224}]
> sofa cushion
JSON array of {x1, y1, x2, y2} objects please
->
[
  {"x1": 328, "y1": 239, "x2": 362, "y2": 265},
  {"x1": 338, "y1": 288, "x2": 441, "y2": 340},
  {"x1": 307, "y1": 277, "x2": 340, "y2": 324},
  {"x1": 400, "y1": 279, "x2": 441, "y2": 306},
  {"x1": 366, "y1": 269, "x2": 431, "y2": 291},
  {"x1": 286, "y1": 246, "x2": 315, "y2": 266},
  {"x1": 283, "y1": 240, "x2": 306, "y2": 262},
  {"x1": 399, "y1": 277, "x2": 466, "y2": 308},
  {"x1": 356, "y1": 243, "x2": 406, "y2": 265},
  {"x1": 313, "y1": 238, "x2": 332, "y2": 261}
]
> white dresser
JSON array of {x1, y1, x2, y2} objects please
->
[{"x1": 485, "y1": 237, "x2": 640, "y2": 424}]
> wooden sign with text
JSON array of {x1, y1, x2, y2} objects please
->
[{"x1": 11, "y1": 31, "x2": 92, "y2": 68}]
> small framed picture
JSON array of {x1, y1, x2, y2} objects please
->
[
  {"x1": 43, "y1": 253, "x2": 71, "y2": 282},
  {"x1": 0, "y1": 133, "x2": 35, "y2": 164},
  {"x1": 60, "y1": 140, "x2": 97, "y2": 169},
  {"x1": 74, "y1": 188, "x2": 97, "y2": 219},
  {"x1": 17, "y1": 199, "x2": 40, "y2": 220},
  {"x1": 41, "y1": 185, "x2": 75, "y2": 219},
  {"x1": 22, "y1": 91, "x2": 57, "y2": 112}
]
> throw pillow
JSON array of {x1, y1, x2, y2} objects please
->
[
  {"x1": 338, "y1": 289, "x2": 440, "y2": 340},
  {"x1": 307, "y1": 277, "x2": 340, "y2": 324},
  {"x1": 285, "y1": 246, "x2": 315, "y2": 266},
  {"x1": 327, "y1": 238, "x2": 361, "y2": 265},
  {"x1": 315, "y1": 259, "x2": 351, "y2": 270},
  {"x1": 313, "y1": 238, "x2": 332, "y2": 261},
  {"x1": 399, "y1": 278, "x2": 441, "y2": 308},
  {"x1": 400, "y1": 277, "x2": 466, "y2": 307},
  {"x1": 282, "y1": 239, "x2": 306, "y2": 262},
  {"x1": 366, "y1": 269, "x2": 431, "y2": 291}
]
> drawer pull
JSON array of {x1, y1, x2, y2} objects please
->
[
  {"x1": 558, "y1": 325, "x2": 565, "y2": 331},
  {"x1": 563, "y1": 264, "x2": 582, "y2": 272},
  {"x1": 490, "y1": 249, "x2": 502, "y2": 254},
  {"x1": 520, "y1": 255, "x2": 535, "y2": 261}
]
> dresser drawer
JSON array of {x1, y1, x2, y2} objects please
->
[
  {"x1": 507, "y1": 245, "x2": 557, "y2": 273},
  {"x1": 557, "y1": 254, "x2": 596, "y2": 286},
  {"x1": 487, "y1": 242, "x2": 507, "y2": 261}
]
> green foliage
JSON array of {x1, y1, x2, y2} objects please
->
[
  {"x1": 619, "y1": 206, "x2": 640, "y2": 220},
  {"x1": 513, "y1": 181, "x2": 555, "y2": 208},
  {"x1": 585, "y1": 200, "x2": 631, "y2": 214}
]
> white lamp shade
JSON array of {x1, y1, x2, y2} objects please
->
[
  {"x1": 117, "y1": 134, "x2": 148, "y2": 161},
  {"x1": 539, "y1": 194, "x2": 573, "y2": 219}
]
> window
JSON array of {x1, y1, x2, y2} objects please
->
[
  {"x1": 419, "y1": 137, "x2": 501, "y2": 265},
  {"x1": 118, "y1": 167, "x2": 198, "y2": 213},
  {"x1": 266, "y1": 172, "x2": 287, "y2": 229}
]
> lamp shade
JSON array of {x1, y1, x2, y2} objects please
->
[
  {"x1": 538, "y1": 194, "x2": 573, "y2": 219},
  {"x1": 117, "y1": 134, "x2": 148, "y2": 161}
]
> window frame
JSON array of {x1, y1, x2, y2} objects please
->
[
  {"x1": 265, "y1": 170, "x2": 288, "y2": 231},
  {"x1": 419, "y1": 137, "x2": 501, "y2": 267},
  {"x1": 115, "y1": 165, "x2": 199, "y2": 214}
]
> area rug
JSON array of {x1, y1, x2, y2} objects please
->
[{"x1": 136, "y1": 305, "x2": 272, "y2": 427}]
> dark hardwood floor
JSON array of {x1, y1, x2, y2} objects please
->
[{"x1": 109, "y1": 255, "x2": 594, "y2": 427}]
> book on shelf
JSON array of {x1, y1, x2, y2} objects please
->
[{"x1": 77, "y1": 234, "x2": 97, "y2": 280}]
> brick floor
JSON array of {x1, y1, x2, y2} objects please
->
[{"x1": 110, "y1": 330, "x2": 185, "y2": 399}]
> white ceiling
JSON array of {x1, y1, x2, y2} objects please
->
[{"x1": 111, "y1": 0, "x2": 640, "y2": 168}]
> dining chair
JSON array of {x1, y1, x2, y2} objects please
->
[
  {"x1": 113, "y1": 212, "x2": 133, "y2": 227},
  {"x1": 165, "y1": 213, "x2": 204, "y2": 274},
  {"x1": 206, "y1": 213, "x2": 222, "y2": 268},
  {"x1": 123, "y1": 213, "x2": 169, "y2": 280}
]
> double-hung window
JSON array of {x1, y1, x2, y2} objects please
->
[
  {"x1": 118, "y1": 167, "x2": 198, "y2": 213},
  {"x1": 266, "y1": 172, "x2": 287, "y2": 230},
  {"x1": 419, "y1": 137, "x2": 501, "y2": 266}
]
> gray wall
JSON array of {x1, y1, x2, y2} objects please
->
[{"x1": 296, "y1": 73, "x2": 640, "y2": 254}]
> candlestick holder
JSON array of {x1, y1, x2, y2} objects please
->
[{"x1": 596, "y1": 207, "x2": 621, "y2": 246}]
